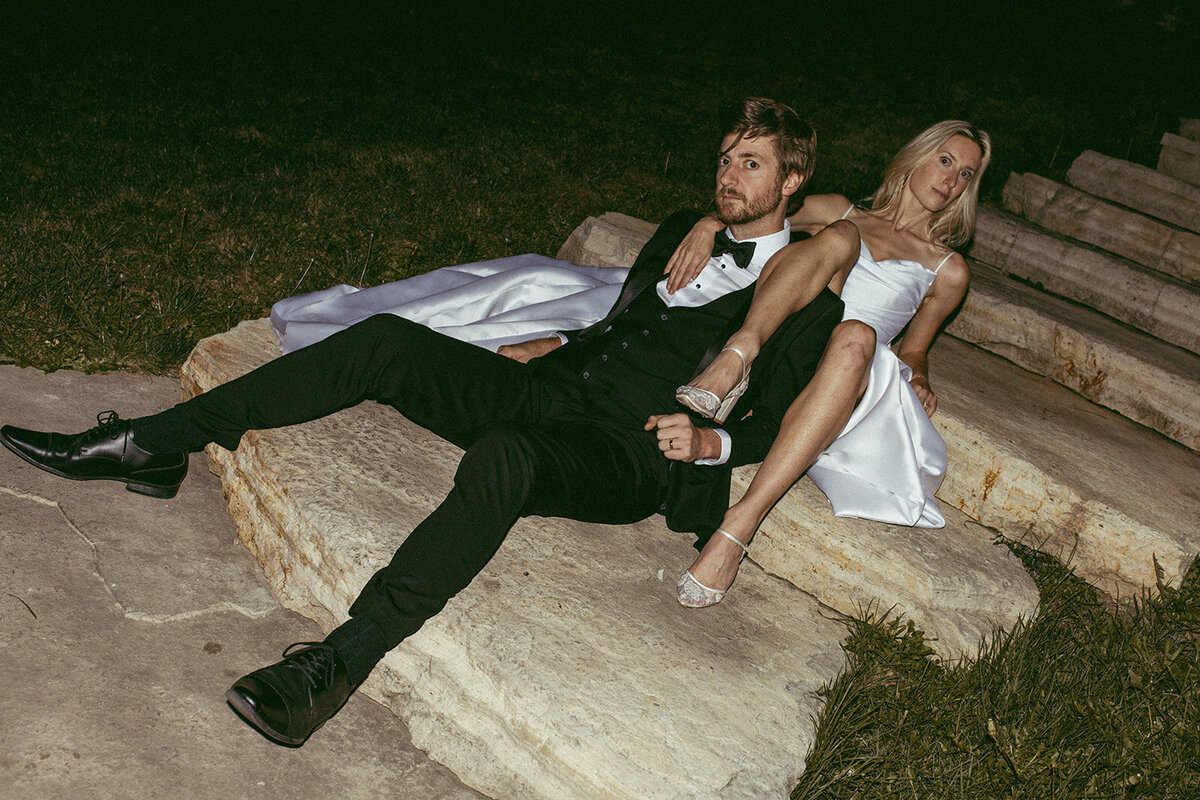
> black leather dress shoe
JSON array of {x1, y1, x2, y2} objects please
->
[
  {"x1": 226, "y1": 642, "x2": 361, "y2": 747},
  {"x1": 0, "y1": 411, "x2": 187, "y2": 499}
]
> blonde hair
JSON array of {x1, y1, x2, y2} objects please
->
[{"x1": 869, "y1": 120, "x2": 992, "y2": 248}]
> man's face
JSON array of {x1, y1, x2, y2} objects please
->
[{"x1": 713, "y1": 133, "x2": 790, "y2": 226}]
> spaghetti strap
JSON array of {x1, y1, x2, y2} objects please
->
[
  {"x1": 840, "y1": 204, "x2": 855, "y2": 220},
  {"x1": 932, "y1": 251, "x2": 954, "y2": 273}
]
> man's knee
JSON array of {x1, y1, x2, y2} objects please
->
[
  {"x1": 456, "y1": 424, "x2": 538, "y2": 500},
  {"x1": 348, "y1": 313, "x2": 420, "y2": 343}
]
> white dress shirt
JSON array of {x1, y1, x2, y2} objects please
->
[{"x1": 663, "y1": 222, "x2": 792, "y2": 465}]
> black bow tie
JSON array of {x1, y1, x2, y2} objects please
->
[{"x1": 710, "y1": 232, "x2": 756, "y2": 269}]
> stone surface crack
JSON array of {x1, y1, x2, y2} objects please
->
[
  {"x1": 3, "y1": 485, "x2": 278, "y2": 624},
  {"x1": 125, "y1": 602, "x2": 275, "y2": 623},
  {"x1": 1, "y1": 485, "x2": 126, "y2": 614}
]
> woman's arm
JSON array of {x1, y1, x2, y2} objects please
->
[
  {"x1": 895, "y1": 253, "x2": 970, "y2": 417},
  {"x1": 662, "y1": 193, "x2": 854, "y2": 293},
  {"x1": 786, "y1": 193, "x2": 853, "y2": 232},
  {"x1": 663, "y1": 214, "x2": 724, "y2": 293}
]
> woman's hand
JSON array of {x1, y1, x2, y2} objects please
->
[
  {"x1": 664, "y1": 216, "x2": 724, "y2": 294},
  {"x1": 909, "y1": 375, "x2": 937, "y2": 418}
]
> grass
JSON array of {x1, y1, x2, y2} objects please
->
[
  {"x1": 795, "y1": 549, "x2": 1200, "y2": 798},
  {"x1": 2, "y1": 2, "x2": 1197, "y2": 797}
]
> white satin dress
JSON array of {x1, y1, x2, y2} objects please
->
[
  {"x1": 270, "y1": 242, "x2": 949, "y2": 528},
  {"x1": 805, "y1": 238, "x2": 949, "y2": 528}
]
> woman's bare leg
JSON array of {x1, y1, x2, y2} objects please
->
[
  {"x1": 684, "y1": 320, "x2": 876, "y2": 592},
  {"x1": 682, "y1": 221, "x2": 858, "y2": 403}
]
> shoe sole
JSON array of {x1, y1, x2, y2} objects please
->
[
  {"x1": 0, "y1": 436, "x2": 183, "y2": 499},
  {"x1": 224, "y1": 688, "x2": 308, "y2": 747},
  {"x1": 225, "y1": 686, "x2": 357, "y2": 748}
]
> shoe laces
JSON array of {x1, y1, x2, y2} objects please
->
[
  {"x1": 281, "y1": 642, "x2": 339, "y2": 688},
  {"x1": 93, "y1": 410, "x2": 124, "y2": 440}
]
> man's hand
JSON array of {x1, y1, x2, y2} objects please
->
[
  {"x1": 497, "y1": 336, "x2": 562, "y2": 363},
  {"x1": 645, "y1": 413, "x2": 721, "y2": 462}
]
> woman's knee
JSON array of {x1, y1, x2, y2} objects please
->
[{"x1": 828, "y1": 320, "x2": 875, "y2": 366}]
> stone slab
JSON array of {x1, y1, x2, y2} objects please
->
[
  {"x1": 947, "y1": 259, "x2": 1200, "y2": 451},
  {"x1": 1159, "y1": 132, "x2": 1200, "y2": 187},
  {"x1": 0, "y1": 366, "x2": 483, "y2": 800},
  {"x1": 1181, "y1": 119, "x2": 1200, "y2": 142},
  {"x1": 1001, "y1": 172, "x2": 1200, "y2": 287},
  {"x1": 735, "y1": 475, "x2": 1037, "y2": 658},
  {"x1": 182, "y1": 319, "x2": 852, "y2": 800},
  {"x1": 970, "y1": 207, "x2": 1200, "y2": 354},
  {"x1": 931, "y1": 336, "x2": 1200, "y2": 598},
  {"x1": 556, "y1": 211, "x2": 659, "y2": 268},
  {"x1": 1067, "y1": 150, "x2": 1200, "y2": 234}
]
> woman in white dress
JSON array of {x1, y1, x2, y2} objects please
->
[{"x1": 668, "y1": 120, "x2": 992, "y2": 607}]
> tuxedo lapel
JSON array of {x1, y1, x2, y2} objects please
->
[{"x1": 572, "y1": 210, "x2": 703, "y2": 343}]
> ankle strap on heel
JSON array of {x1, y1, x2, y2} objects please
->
[{"x1": 715, "y1": 527, "x2": 749, "y2": 555}]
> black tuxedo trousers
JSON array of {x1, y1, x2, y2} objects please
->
[{"x1": 140, "y1": 312, "x2": 679, "y2": 649}]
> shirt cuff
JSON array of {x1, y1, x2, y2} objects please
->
[
  {"x1": 554, "y1": 332, "x2": 569, "y2": 345},
  {"x1": 693, "y1": 428, "x2": 731, "y2": 466}
]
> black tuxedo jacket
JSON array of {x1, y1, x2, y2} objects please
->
[{"x1": 541, "y1": 209, "x2": 845, "y2": 541}]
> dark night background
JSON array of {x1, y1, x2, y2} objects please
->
[
  {"x1": 6, "y1": 0, "x2": 1194, "y2": 190},
  {"x1": 0, "y1": 0, "x2": 1196, "y2": 370}
]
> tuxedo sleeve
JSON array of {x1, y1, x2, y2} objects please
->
[{"x1": 720, "y1": 288, "x2": 845, "y2": 466}]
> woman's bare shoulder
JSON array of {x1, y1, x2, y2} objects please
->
[{"x1": 932, "y1": 251, "x2": 970, "y2": 291}]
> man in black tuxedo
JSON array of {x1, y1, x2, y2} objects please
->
[{"x1": 1, "y1": 97, "x2": 855, "y2": 747}]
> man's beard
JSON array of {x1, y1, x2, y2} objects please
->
[{"x1": 715, "y1": 176, "x2": 784, "y2": 225}]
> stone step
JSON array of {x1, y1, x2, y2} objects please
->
[
  {"x1": 739, "y1": 477, "x2": 1036, "y2": 657},
  {"x1": 556, "y1": 211, "x2": 659, "y2": 267},
  {"x1": 929, "y1": 335, "x2": 1200, "y2": 598},
  {"x1": 1067, "y1": 150, "x2": 1200, "y2": 234},
  {"x1": 1181, "y1": 119, "x2": 1200, "y2": 142},
  {"x1": 181, "y1": 318, "x2": 1036, "y2": 799},
  {"x1": 736, "y1": 325, "x2": 1200, "y2": 601},
  {"x1": 970, "y1": 207, "x2": 1200, "y2": 354},
  {"x1": 1001, "y1": 172, "x2": 1200, "y2": 287},
  {"x1": 1159, "y1": 132, "x2": 1200, "y2": 187},
  {"x1": 948, "y1": 258, "x2": 1200, "y2": 451}
]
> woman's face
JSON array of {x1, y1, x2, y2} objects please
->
[{"x1": 908, "y1": 134, "x2": 983, "y2": 212}]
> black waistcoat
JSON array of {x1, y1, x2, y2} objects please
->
[{"x1": 534, "y1": 279, "x2": 755, "y2": 426}]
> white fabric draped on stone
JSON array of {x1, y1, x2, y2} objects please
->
[{"x1": 271, "y1": 254, "x2": 628, "y2": 354}]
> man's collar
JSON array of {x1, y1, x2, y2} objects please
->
[{"x1": 725, "y1": 220, "x2": 791, "y2": 273}]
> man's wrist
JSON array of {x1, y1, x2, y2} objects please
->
[{"x1": 693, "y1": 428, "x2": 731, "y2": 466}]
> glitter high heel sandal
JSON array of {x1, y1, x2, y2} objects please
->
[
  {"x1": 676, "y1": 528, "x2": 750, "y2": 608},
  {"x1": 674, "y1": 346, "x2": 750, "y2": 425}
]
